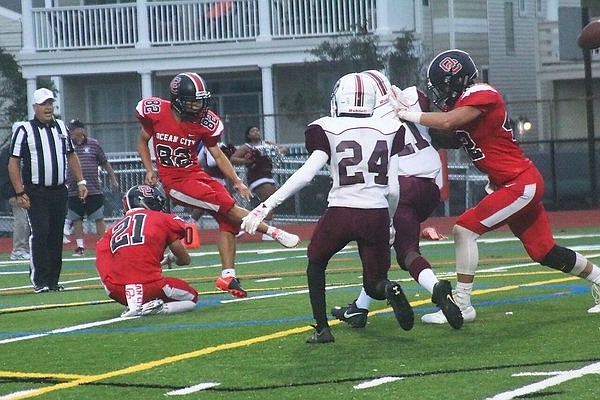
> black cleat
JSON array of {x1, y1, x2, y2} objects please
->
[
  {"x1": 331, "y1": 302, "x2": 368, "y2": 328},
  {"x1": 306, "y1": 326, "x2": 335, "y2": 344},
  {"x1": 33, "y1": 285, "x2": 49, "y2": 294},
  {"x1": 385, "y1": 281, "x2": 414, "y2": 331},
  {"x1": 431, "y1": 280, "x2": 463, "y2": 329}
]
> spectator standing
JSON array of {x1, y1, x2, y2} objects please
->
[
  {"x1": 96, "y1": 184, "x2": 197, "y2": 317},
  {"x1": 0, "y1": 132, "x2": 30, "y2": 260},
  {"x1": 66, "y1": 119, "x2": 119, "y2": 256},
  {"x1": 8, "y1": 88, "x2": 88, "y2": 293},
  {"x1": 391, "y1": 49, "x2": 600, "y2": 322},
  {"x1": 230, "y1": 126, "x2": 287, "y2": 240},
  {"x1": 136, "y1": 72, "x2": 299, "y2": 299},
  {"x1": 242, "y1": 73, "x2": 413, "y2": 343}
]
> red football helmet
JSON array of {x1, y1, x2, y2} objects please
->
[{"x1": 169, "y1": 72, "x2": 211, "y2": 119}]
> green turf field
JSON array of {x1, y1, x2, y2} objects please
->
[{"x1": 1, "y1": 227, "x2": 599, "y2": 399}]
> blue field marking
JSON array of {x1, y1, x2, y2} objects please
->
[{"x1": 0, "y1": 283, "x2": 591, "y2": 341}]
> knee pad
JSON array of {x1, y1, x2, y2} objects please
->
[{"x1": 539, "y1": 245, "x2": 576, "y2": 273}]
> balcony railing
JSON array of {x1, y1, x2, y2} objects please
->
[{"x1": 30, "y1": 0, "x2": 377, "y2": 51}]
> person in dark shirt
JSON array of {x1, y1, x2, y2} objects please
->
[{"x1": 66, "y1": 119, "x2": 119, "y2": 257}]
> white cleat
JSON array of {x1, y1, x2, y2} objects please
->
[
  {"x1": 421, "y1": 306, "x2": 477, "y2": 324},
  {"x1": 272, "y1": 228, "x2": 300, "y2": 248},
  {"x1": 588, "y1": 304, "x2": 600, "y2": 314},
  {"x1": 120, "y1": 307, "x2": 141, "y2": 318},
  {"x1": 589, "y1": 284, "x2": 600, "y2": 314},
  {"x1": 141, "y1": 299, "x2": 165, "y2": 315}
]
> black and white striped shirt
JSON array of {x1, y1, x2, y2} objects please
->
[{"x1": 10, "y1": 118, "x2": 74, "y2": 187}]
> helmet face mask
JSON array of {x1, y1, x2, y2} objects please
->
[
  {"x1": 122, "y1": 184, "x2": 167, "y2": 212},
  {"x1": 426, "y1": 49, "x2": 478, "y2": 111},
  {"x1": 169, "y1": 73, "x2": 212, "y2": 119},
  {"x1": 330, "y1": 73, "x2": 377, "y2": 117}
]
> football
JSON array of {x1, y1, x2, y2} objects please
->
[{"x1": 577, "y1": 19, "x2": 600, "y2": 49}]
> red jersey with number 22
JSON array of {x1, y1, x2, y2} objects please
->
[
  {"x1": 135, "y1": 97, "x2": 223, "y2": 180},
  {"x1": 453, "y1": 83, "x2": 533, "y2": 186}
]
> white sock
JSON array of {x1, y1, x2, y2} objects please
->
[
  {"x1": 355, "y1": 288, "x2": 373, "y2": 310},
  {"x1": 455, "y1": 282, "x2": 473, "y2": 308},
  {"x1": 161, "y1": 301, "x2": 196, "y2": 314},
  {"x1": 417, "y1": 269, "x2": 438, "y2": 294},
  {"x1": 586, "y1": 264, "x2": 600, "y2": 284},
  {"x1": 76, "y1": 239, "x2": 84, "y2": 248},
  {"x1": 266, "y1": 226, "x2": 276, "y2": 236},
  {"x1": 221, "y1": 268, "x2": 236, "y2": 278},
  {"x1": 125, "y1": 284, "x2": 143, "y2": 312}
]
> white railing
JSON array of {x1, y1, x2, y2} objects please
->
[
  {"x1": 148, "y1": 0, "x2": 258, "y2": 45},
  {"x1": 33, "y1": 4, "x2": 137, "y2": 50},
  {"x1": 31, "y1": 0, "x2": 376, "y2": 51},
  {"x1": 270, "y1": 0, "x2": 376, "y2": 38}
]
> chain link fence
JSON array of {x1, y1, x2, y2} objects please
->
[{"x1": 1, "y1": 137, "x2": 598, "y2": 236}]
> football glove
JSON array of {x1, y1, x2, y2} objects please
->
[
  {"x1": 389, "y1": 85, "x2": 422, "y2": 123},
  {"x1": 161, "y1": 252, "x2": 177, "y2": 269},
  {"x1": 241, "y1": 202, "x2": 272, "y2": 234}
]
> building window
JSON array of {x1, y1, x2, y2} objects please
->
[
  {"x1": 505, "y1": 2, "x2": 516, "y2": 55},
  {"x1": 423, "y1": 0, "x2": 430, "y2": 6}
]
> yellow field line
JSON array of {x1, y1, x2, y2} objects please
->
[{"x1": 2, "y1": 274, "x2": 585, "y2": 399}]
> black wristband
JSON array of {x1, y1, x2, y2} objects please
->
[{"x1": 15, "y1": 191, "x2": 26, "y2": 197}]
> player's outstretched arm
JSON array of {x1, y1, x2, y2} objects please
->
[{"x1": 241, "y1": 150, "x2": 328, "y2": 234}]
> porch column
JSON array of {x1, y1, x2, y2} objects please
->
[
  {"x1": 136, "y1": 0, "x2": 150, "y2": 48},
  {"x1": 26, "y1": 79, "x2": 37, "y2": 119},
  {"x1": 139, "y1": 70, "x2": 153, "y2": 99},
  {"x1": 260, "y1": 65, "x2": 276, "y2": 142},
  {"x1": 21, "y1": 0, "x2": 34, "y2": 53},
  {"x1": 256, "y1": 0, "x2": 272, "y2": 42}
]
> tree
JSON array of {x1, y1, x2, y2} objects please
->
[
  {"x1": 0, "y1": 48, "x2": 58, "y2": 128},
  {"x1": 0, "y1": 48, "x2": 27, "y2": 125},
  {"x1": 279, "y1": 31, "x2": 425, "y2": 117}
]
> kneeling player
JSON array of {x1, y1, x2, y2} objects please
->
[{"x1": 96, "y1": 184, "x2": 198, "y2": 317}]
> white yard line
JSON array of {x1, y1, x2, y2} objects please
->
[
  {"x1": 353, "y1": 376, "x2": 403, "y2": 389},
  {"x1": 0, "y1": 316, "x2": 139, "y2": 344},
  {"x1": 487, "y1": 361, "x2": 600, "y2": 400},
  {"x1": 165, "y1": 382, "x2": 220, "y2": 395}
]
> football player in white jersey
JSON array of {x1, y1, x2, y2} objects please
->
[
  {"x1": 242, "y1": 73, "x2": 414, "y2": 343},
  {"x1": 331, "y1": 70, "x2": 463, "y2": 330}
]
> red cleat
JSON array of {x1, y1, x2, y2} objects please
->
[{"x1": 215, "y1": 276, "x2": 247, "y2": 298}]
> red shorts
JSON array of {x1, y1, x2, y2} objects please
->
[
  {"x1": 456, "y1": 166, "x2": 555, "y2": 261},
  {"x1": 103, "y1": 277, "x2": 198, "y2": 306},
  {"x1": 162, "y1": 170, "x2": 239, "y2": 234}
]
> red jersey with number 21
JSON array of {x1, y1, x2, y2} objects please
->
[
  {"x1": 135, "y1": 97, "x2": 223, "y2": 180},
  {"x1": 452, "y1": 83, "x2": 533, "y2": 186},
  {"x1": 96, "y1": 209, "x2": 186, "y2": 285}
]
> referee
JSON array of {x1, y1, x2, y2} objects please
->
[{"x1": 8, "y1": 88, "x2": 88, "y2": 293}]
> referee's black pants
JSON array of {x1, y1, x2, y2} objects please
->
[{"x1": 26, "y1": 185, "x2": 68, "y2": 289}]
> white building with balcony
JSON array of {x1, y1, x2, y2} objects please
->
[{"x1": 5, "y1": 0, "x2": 600, "y2": 153}]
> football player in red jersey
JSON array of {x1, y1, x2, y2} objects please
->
[
  {"x1": 96, "y1": 185, "x2": 198, "y2": 317},
  {"x1": 390, "y1": 49, "x2": 600, "y2": 323},
  {"x1": 136, "y1": 72, "x2": 300, "y2": 298}
]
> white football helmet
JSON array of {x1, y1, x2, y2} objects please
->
[
  {"x1": 330, "y1": 73, "x2": 377, "y2": 117},
  {"x1": 361, "y1": 69, "x2": 392, "y2": 108}
]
